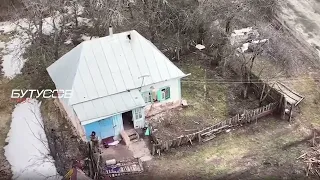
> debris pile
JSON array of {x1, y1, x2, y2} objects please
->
[{"x1": 298, "y1": 132, "x2": 320, "y2": 177}]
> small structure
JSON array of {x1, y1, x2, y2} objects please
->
[
  {"x1": 230, "y1": 27, "x2": 259, "y2": 46},
  {"x1": 47, "y1": 30, "x2": 188, "y2": 142},
  {"x1": 274, "y1": 82, "x2": 304, "y2": 121},
  {"x1": 229, "y1": 27, "x2": 304, "y2": 121}
]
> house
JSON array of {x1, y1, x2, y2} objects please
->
[{"x1": 47, "y1": 30, "x2": 188, "y2": 141}]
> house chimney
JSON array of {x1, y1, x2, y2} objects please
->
[{"x1": 109, "y1": 26, "x2": 113, "y2": 36}]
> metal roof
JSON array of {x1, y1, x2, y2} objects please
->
[
  {"x1": 74, "y1": 89, "x2": 145, "y2": 125},
  {"x1": 47, "y1": 30, "x2": 186, "y2": 123},
  {"x1": 47, "y1": 30, "x2": 186, "y2": 106}
]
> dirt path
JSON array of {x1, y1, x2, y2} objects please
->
[{"x1": 280, "y1": 0, "x2": 320, "y2": 55}]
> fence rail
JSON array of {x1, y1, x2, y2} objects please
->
[{"x1": 151, "y1": 102, "x2": 278, "y2": 155}]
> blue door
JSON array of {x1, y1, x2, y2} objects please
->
[
  {"x1": 99, "y1": 118, "x2": 114, "y2": 139},
  {"x1": 84, "y1": 117, "x2": 115, "y2": 141}
]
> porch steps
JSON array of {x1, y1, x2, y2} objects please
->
[
  {"x1": 120, "y1": 129, "x2": 140, "y2": 146},
  {"x1": 127, "y1": 129, "x2": 140, "y2": 142}
]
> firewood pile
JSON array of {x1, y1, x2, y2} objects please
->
[{"x1": 298, "y1": 131, "x2": 320, "y2": 177}]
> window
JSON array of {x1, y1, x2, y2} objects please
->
[
  {"x1": 142, "y1": 91, "x2": 152, "y2": 103},
  {"x1": 160, "y1": 87, "x2": 170, "y2": 100},
  {"x1": 133, "y1": 108, "x2": 142, "y2": 119}
]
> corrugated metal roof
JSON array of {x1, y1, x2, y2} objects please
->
[
  {"x1": 75, "y1": 89, "x2": 145, "y2": 125},
  {"x1": 47, "y1": 30, "x2": 186, "y2": 123},
  {"x1": 47, "y1": 30, "x2": 186, "y2": 106}
]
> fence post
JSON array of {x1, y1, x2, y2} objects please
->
[
  {"x1": 288, "y1": 104, "x2": 293, "y2": 123},
  {"x1": 198, "y1": 132, "x2": 201, "y2": 143},
  {"x1": 281, "y1": 97, "x2": 287, "y2": 120}
]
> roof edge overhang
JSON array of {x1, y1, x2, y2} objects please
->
[
  {"x1": 79, "y1": 105, "x2": 145, "y2": 125},
  {"x1": 69, "y1": 74, "x2": 190, "y2": 106}
]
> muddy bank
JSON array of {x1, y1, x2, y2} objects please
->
[{"x1": 40, "y1": 99, "x2": 88, "y2": 176}]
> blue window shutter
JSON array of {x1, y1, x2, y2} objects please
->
[
  {"x1": 166, "y1": 87, "x2": 170, "y2": 99},
  {"x1": 157, "y1": 90, "x2": 162, "y2": 102}
]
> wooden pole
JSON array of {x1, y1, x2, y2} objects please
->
[
  {"x1": 204, "y1": 69, "x2": 207, "y2": 99},
  {"x1": 260, "y1": 83, "x2": 266, "y2": 103},
  {"x1": 281, "y1": 97, "x2": 287, "y2": 120},
  {"x1": 198, "y1": 132, "x2": 201, "y2": 143},
  {"x1": 152, "y1": 144, "x2": 155, "y2": 155},
  {"x1": 289, "y1": 104, "x2": 293, "y2": 122}
]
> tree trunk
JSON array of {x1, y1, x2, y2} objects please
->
[
  {"x1": 198, "y1": 22, "x2": 205, "y2": 44},
  {"x1": 225, "y1": 15, "x2": 234, "y2": 34},
  {"x1": 243, "y1": 83, "x2": 248, "y2": 99},
  {"x1": 128, "y1": 2, "x2": 134, "y2": 19},
  {"x1": 38, "y1": 19, "x2": 43, "y2": 39},
  {"x1": 259, "y1": 83, "x2": 266, "y2": 106}
]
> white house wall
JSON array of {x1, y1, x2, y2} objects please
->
[{"x1": 141, "y1": 78, "x2": 181, "y2": 104}]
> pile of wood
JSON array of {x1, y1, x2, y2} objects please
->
[{"x1": 298, "y1": 132, "x2": 320, "y2": 177}]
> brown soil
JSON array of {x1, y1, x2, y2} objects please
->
[
  {"x1": 40, "y1": 99, "x2": 88, "y2": 176},
  {"x1": 0, "y1": 79, "x2": 16, "y2": 180},
  {"x1": 117, "y1": 117, "x2": 315, "y2": 180}
]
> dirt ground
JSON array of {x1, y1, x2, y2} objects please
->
[
  {"x1": 0, "y1": 80, "x2": 13, "y2": 180},
  {"x1": 117, "y1": 116, "x2": 316, "y2": 180},
  {"x1": 40, "y1": 99, "x2": 88, "y2": 176}
]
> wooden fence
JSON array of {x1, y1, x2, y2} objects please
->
[{"x1": 151, "y1": 102, "x2": 278, "y2": 155}]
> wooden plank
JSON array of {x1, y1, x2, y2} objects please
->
[
  {"x1": 198, "y1": 132, "x2": 201, "y2": 143},
  {"x1": 172, "y1": 139, "x2": 176, "y2": 147},
  {"x1": 202, "y1": 135, "x2": 216, "y2": 142},
  {"x1": 178, "y1": 137, "x2": 182, "y2": 146},
  {"x1": 289, "y1": 104, "x2": 293, "y2": 122},
  {"x1": 278, "y1": 82, "x2": 304, "y2": 98},
  {"x1": 188, "y1": 135, "x2": 193, "y2": 145},
  {"x1": 120, "y1": 130, "x2": 131, "y2": 146},
  {"x1": 152, "y1": 144, "x2": 155, "y2": 155}
]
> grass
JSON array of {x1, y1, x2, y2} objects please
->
[
  {"x1": 289, "y1": 76, "x2": 320, "y2": 127},
  {"x1": 179, "y1": 62, "x2": 228, "y2": 122},
  {"x1": 141, "y1": 117, "x2": 311, "y2": 180},
  {"x1": 0, "y1": 34, "x2": 11, "y2": 43}
]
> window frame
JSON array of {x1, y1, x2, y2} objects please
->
[
  {"x1": 142, "y1": 91, "x2": 152, "y2": 103},
  {"x1": 133, "y1": 108, "x2": 143, "y2": 119},
  {"x1": 160, "y1": 87, "x2": 170, "y2": 101}
]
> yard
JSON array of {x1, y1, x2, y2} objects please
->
[
  {"x1": 1, "y1": 1, "x2": 320, "y2": 179},
  {"x1": 147, "y1": 52, "x2": 261, "y2": 147},
  {"x1": 117, "y1": 115, "x2": 315, "y2": 180}
]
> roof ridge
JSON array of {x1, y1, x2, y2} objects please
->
[{"x1": 66, "y1": 43, "x2": 84, "y2": 105}]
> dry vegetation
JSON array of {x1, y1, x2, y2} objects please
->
[
  {"x1": 1, "y1": 0, "x2": 320, "y2": 179},
  {"x1": 0, "y1": 80, "x2": 14, "y2": 180},
  {"x1": 40, "y1": 99, "x2": 88, "y2": 176}
]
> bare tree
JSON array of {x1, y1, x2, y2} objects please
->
[
  {"x1": 84, "y1": 0, "x2": 125, "y2": 36},
  {"x1": 239, "y1": 41, "x2": 268, "y2": 99}
]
